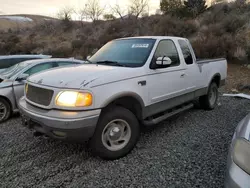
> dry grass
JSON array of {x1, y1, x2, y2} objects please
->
[{"x1": 224, "y1": 63, "x2": 250, "y2": 94}]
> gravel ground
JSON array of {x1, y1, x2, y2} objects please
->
[{"x1": 0, "y1": 97, "x2": 250, "y2": 188}]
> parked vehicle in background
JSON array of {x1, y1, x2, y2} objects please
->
[
  {"x1": 0, "y1": 58, "x2": 85, "y2": 122},
  {"x1": 225, "y1": 114, "x2": 250, "y2": 188},
  {"x1": 0, "y1": 54, "x2": 51, "y2": 72},
  {"x1": 19, "y1": 36, "x2": 227, "y2": 160}
]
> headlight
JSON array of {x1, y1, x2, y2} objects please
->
[
  {"x1": 56, "y1": 91, "x2": 92, "y2": 107},
  {"x1": 25, "y1": 84, "x2": 28, "y2": 94},
  {"x1": 233, "y1": 138, "x2": 250, "y2": 175}
]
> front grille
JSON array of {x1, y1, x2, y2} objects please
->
[{"x1": 26, "y1": 84, "x2": 54, "y2": 106}]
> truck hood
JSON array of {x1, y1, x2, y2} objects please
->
[{"x1": 27, "y1": 64, "x2": 142, "y2": 89}]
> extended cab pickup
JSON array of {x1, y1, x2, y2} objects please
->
[{"x1": 19, "y1": 36, "x2": 227, "y2": 160}]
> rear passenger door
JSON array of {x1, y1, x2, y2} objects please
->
[
  {"x1": 13, "y1": 62, "x2": 57, "y2": 103},
  {"x1": 178, "y1": 39, "x2": 199, "y2": 93}
]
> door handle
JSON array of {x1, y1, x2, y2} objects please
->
[{"x1": 180, "y1": 73, "x2": 186, "y2": 78}]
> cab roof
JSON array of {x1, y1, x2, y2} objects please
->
[
  {"x1": 0, "y1": 54, "x2": 51, "y2": 59},
  {"x1": 116, "y1": 36, "x2": 188, "y2": 41}
]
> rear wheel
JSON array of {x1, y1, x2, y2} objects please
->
[
  {"x1": 90, "y1": 106, "x2": 140, "y2": 160},
  {"x1": 0, "y1": 98, "x2": 11, "y2": 123},
  {"x1": 199, "y1": 82, "x2": 218, "y2": 110}
]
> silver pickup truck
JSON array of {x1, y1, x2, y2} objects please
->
[
  {"x1": 19, "y1": 36, "x2": 227, "y2": 160},
  {"x1": 0, "y1": 58, "x2": 84, "y2": 122}
]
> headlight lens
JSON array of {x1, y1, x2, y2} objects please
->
[
  {"x1": 25, "y1": 84, "x2": 28, "y2": 94},
  {"x1": 56, "y1": 91, "x2": 92, "y2": 107},
  {"x1": 233, "y1": 138, "x2": 250, "y2": 175}
]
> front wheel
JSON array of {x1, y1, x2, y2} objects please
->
[
  {"x1": 199, "y1": 82, "x2": 218, "y2": 110},
  {"x1": 0, "y1": 98, "x2": 11, "y2": 123},
  {"x1": 90, "y1": 106, "x2": 140, "y2": 160}
]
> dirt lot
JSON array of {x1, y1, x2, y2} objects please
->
[{"x1": 1, "y1": 97, "x2": 250, "y2": 188}]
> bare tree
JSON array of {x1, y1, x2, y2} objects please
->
[
  {"x1": 57, "y1": 7, "x2": 74, "y2": 31},
  {"x1": 57, "y1": 7, "x2": 74, "y2": 21},
  {"x1": 129, "y1": 0, "x2": 149, "y2": 19},
  {"x1": 77, "y1": 4, "x2": 88, "y2": 27},
  {"x1": 82, "y1": 0, "x2": 104, "y2": 21},
  {"x1": 110, "y1": 3, "x2": 126, "y2": 20}
]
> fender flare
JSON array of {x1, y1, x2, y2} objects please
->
[
  {"x1": 206, "y1": 73, "x2": 221, "y2": 93},
  {"x1": 100, "y1": 91, "x2": 145, "y2": 109}
]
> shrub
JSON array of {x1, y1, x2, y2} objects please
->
[
  {"x1": 184, "y1": 0, "x2": 207, "y2": 17},
  {"x1": 153, "y1": 15, "x2": 197, "y2": 37},
  {"x1": 7, "y1": 35, "x2": 20, "y2": 44},
  {"x1": 160, "y1": 0, "x2": 183, "y2": 15},
  {"x1": 191, "y1": 33, "x2": 235, "y2": 59},
  {"x1": 71, "y1": 40, "x2": 83, "y2": 49},
  {"x1": 50, "y1": 46, "x2": 73, "y2": 57},
  {"x1": 221, "y1": 15, "x2": 247, "y2": 34}
]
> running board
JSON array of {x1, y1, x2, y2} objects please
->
[{"x1": 143, "y1": 103, "x2": 194, "y2": 126}]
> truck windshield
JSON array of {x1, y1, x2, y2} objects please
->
[
  {"x1": 89, "y1": 39, "x2": 156, "y2": 67},
  {"x1": 0, "y1": 61, "x2": 32, "y2": 79}
]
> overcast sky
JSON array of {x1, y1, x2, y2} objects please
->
[{"x1": 0, "y1": 0, "x2": 161, "y2": 17}]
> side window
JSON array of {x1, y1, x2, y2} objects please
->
[
  {"x1": 153, "y1": 40, "x2": 180, "y2": 67},
  {"x1": 9, "y1": 58, "x2": 27, "y2": 66},
  {"x1": 0, "y1": 59, "x2": 10, "y2": 69},
  {"x1": 0, "y1": 58, "x2": 35, "y2": 69},
  {"x1": 57, "y1": 61, "x2": 75, "y2": 66},
  {"x1": 25, "y1": 63, "x2": 55, "y2": 76},
  {"x1": 178, "y1": 40, "x2": 193, "y2": 65}
]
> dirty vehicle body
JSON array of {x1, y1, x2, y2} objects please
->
[
  {"x1": 0, "y1": 54, "x2": 51, "y2": 72},
  {"x1": 225, "y1": 114, "x2": 250, "y2": 188},
  {"x1": 19, "y1": 36, "x2": 227, "y2": 159},
  {"x1": 0, "y1": 58, "x2": 84, "y2": 122}
]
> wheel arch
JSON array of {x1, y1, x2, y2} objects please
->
[
  {"x1": 0, "y1": 95, "x2": 13, "y2": 111},
  {"x1": 207, "y1": 73, "x2": 221, "y2": 93},
  {"x1": 100, "y1": 92, "x2": 145, "y2": 121}
]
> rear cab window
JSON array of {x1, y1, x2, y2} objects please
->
[{"x1": 178, "y1": 40, "x2": 194, "y2": 65}]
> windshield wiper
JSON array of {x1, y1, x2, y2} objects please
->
[
  {"x1": 85, "y1": 59, "x2": 94, "y2": 64},
  {"x1": 96, "y1": 60, "x2": 126, "y2": 67}
]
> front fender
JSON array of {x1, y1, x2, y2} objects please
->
[
  {"x1": 100, "y1": 91, "x2": 145, "y2": 109},
  {"x1": 0, "y1": 86, "x2": 16, "y2": 110}
]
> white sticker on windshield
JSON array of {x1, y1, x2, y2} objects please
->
[{"x1": 132, "y1": 44, "x2": 149, "y2": 48}]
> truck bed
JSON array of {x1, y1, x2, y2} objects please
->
[{"x1": 197, "y1": 58, "x2": 226, "y2": 64}]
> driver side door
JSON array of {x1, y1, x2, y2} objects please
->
[
  {"x1": 13, "y1": 62, "x2": 57, "y2": 104},
  {"x1": 145, "y1": 39, "x2": 186, "y2": 117}
]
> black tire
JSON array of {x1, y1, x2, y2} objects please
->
[
  {"x1": 90, "y1": 106, "x2": 140, "y2": 160},
  {"x1": 0, "y1": 98, "x2": 11, "y2": 123},
  {"x1": 199, "y1": 82, "x2": 218, "y2": 110}
]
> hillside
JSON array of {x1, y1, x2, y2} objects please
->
[
  {"x1": 0, "y1": 2, "x2": 249, "y2": 63},
  {"x1": 0, "y1": 14, "x2": 57, "y2": 31}
]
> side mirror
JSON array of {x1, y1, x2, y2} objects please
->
[
  {"x1": 156, "y1": 56, "x2": 172, "y2": 66},
  {"x1": 16, "y1": 73, "x2": 29, "y2": 82}
]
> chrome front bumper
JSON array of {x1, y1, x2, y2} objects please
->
[{"x1": 19, "y1": 97, "x2": 101, "y2": 142}]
